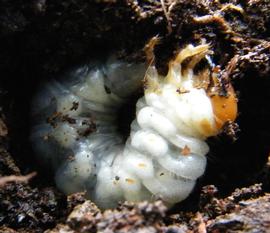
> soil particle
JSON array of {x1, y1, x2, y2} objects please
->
[
  {"x1": 167, "y1": 184, "x2": 266, "y2": 233},
  {"x1": 208, "y1": 194, "x2": 270, "y2": 232},
  {"x1": 48, "y1": 200, "x2": 167, "y2": 233},
  {"x1": 0, "y1": 149, "x2": 20, "y2": 176},
  {"x1": 0, "y1": 118, "x2": 8, "y2": 137},
  {"x1": 0, "y1": 182, "x2": 67, "y2": 232},
  {"x1": 44, "y1": 184, "x2": 269, "y2": 233},
  {"x1": 199, "y1": 184, "x2": 263, "y2": 219}
]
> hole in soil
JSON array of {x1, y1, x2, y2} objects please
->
[{"x1": 117, "y1": 93, "x2": 141, "y2": 140}]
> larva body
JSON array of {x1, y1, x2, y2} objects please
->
[{"x1": 31, "y1": 45, "x2": 237, "y2": 209}]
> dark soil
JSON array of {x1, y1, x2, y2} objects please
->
[{"x1": 0, "y1": 0, "x2": 270, "y2": 232}]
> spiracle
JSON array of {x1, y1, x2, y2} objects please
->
[{"x1": 31, "y1": 42, "x2": 237, "y2": 209}]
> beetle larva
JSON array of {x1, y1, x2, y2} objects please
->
[{"x1": 31, "y1": 44, "x2": 237, "y2": 209}]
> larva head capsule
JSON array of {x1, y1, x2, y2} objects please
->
[
  {"x1": 144, "y1": 43, "x2": 238, "y2": 139},
  {"x1": 207, "y1": 69, "x2": 238, "y2": 131}
]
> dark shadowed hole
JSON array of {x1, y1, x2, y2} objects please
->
[{"x1": 117, "y1": 93, "x2": 142, "y2": 140}]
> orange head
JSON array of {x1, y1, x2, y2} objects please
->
[{"x1": 207, "y1": 73, "x2": 238, "y2": 131}]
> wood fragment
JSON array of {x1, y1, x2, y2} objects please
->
[{"x1": 0, "y1": 172, "x2": 37, "y2": 188}]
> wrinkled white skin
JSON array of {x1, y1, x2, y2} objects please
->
[{"x1": 31, "y1": 45, "x2": 217, "y2": 209}]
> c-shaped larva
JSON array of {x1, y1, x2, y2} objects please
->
[{"x1": 31, "y1": 43, "x2": 237, "y2": 209}]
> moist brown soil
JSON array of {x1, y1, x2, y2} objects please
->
[{"x1": 0, "y1": 0, "x2": 270, "y2": 232}]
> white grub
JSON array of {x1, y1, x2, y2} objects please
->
[{"x1": 31, "y1": 44, "x2": 236, "y2": 209}]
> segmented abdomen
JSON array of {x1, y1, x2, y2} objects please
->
[{"x1": 32, "y1": 45, "x2": 236, "y2": 209}]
